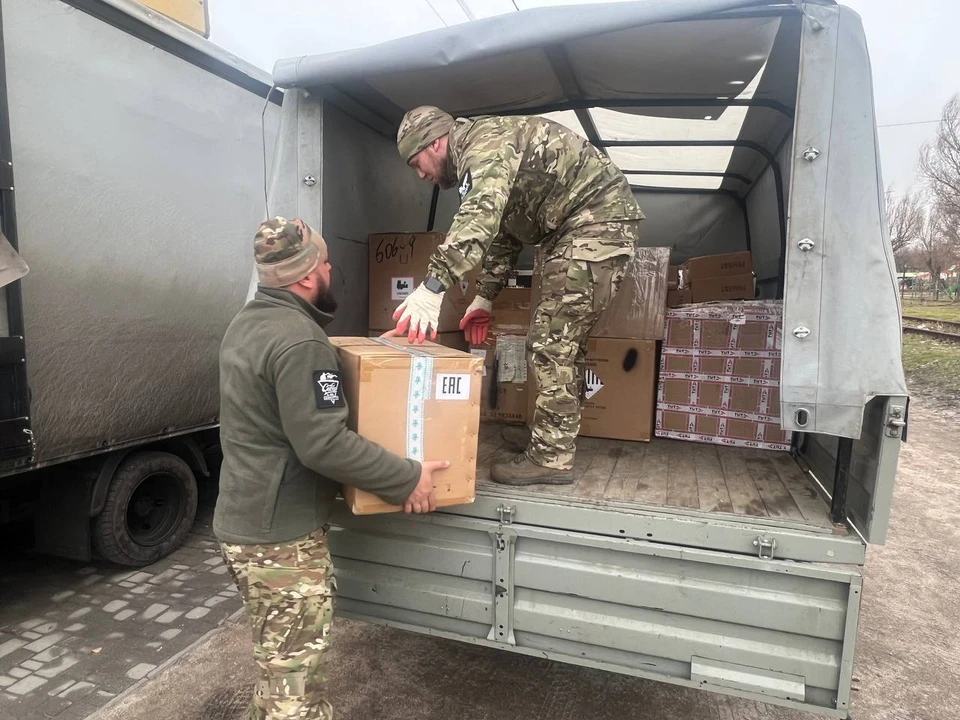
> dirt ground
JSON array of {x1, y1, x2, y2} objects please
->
[{"x1": 93, "y1": 402, "x2": 958, "y2": 720}]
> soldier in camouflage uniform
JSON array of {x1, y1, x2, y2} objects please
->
[
  {"x1": 394, "y1": 106, "x2": 644, "y2": 485},
  {"x1": 216, "y1": 217, "x2": 449, "y2": 718}
]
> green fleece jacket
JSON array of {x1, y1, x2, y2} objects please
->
[{"x1": 213, "y1": 287, "x2": 420, "y2": 545}]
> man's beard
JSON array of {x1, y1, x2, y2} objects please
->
[
  {"x1": 436, "y1": 153, "x2": 458, "y2": 190},
  {"x1": 313, "y1": 278, "x2": 338, "y2": 313}
]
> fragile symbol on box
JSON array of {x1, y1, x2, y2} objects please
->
[
  {"x1": 584, "y1": 369, "x2": 604, "y2": 400},
  {"x1": 436, "y1": 373, "x2": 470, "y2": 400},
  {"x1": 392, "y1": 277, "x2": 413, "y2": 300}
]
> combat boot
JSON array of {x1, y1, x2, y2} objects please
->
[
  {"x1": 490, "y1": 453, "x2": 574, "y2": 486},
  {"x1": 500, "y1": 425, "x2": 531, "y2": 450}
]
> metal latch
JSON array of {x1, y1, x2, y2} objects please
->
[
  {"x1": 886, "y1": 405, "x2": 906, "y2": 438},
  {"x1": 496, "y1": 504, "x2": 516, "y2": 524},
  {"x1": 753, "y1": 536, "x2": 777, "y2": 559}
]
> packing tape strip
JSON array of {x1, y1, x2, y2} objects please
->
[{"x1": 371, "y1": 338, "x2": 434, "y2": 461}]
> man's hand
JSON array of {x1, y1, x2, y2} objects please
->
[
  {"x1": 393, "y1": 283, "x2": 444, "y2": 343},
  {"x1": 459, "y1": 296, "x2": 493, "y2": 345},
  {"x1": 404, "y1": 460, "x2": 450, "y2": 514},
  {"x1": 378, "y1": 327, "x2": 405, "y2": 339}
]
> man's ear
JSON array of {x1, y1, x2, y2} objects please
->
[{"x1": 295, "y1": 271, "x2": 317, "y2": 291}]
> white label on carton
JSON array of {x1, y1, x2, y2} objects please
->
[
  {"x1": 436, "y1": 373, "x2": 471, "y2": 400},
  {"x1": 392, "y1": 277, "x2": 414, "y2": 300}
]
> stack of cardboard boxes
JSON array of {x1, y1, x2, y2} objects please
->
[
  {"x1": 654, "y1": 299, "x2": 789, "y2": 451},
  {"x1": 518, "y1": 246, "x2": 672, "y2": 442}
]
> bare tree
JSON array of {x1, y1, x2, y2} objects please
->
[
  {"x1": 885, "y1": 186, "x2": 924, "y2": 268},
  {"x1": 915, "y1": 209, "x2": 959, "y2": 300},
  {"x1": 921, "y1": 94, "x2": 960, "y2": 227}
]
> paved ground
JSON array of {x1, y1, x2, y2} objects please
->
[
  {"x1": 0, "y1": 483, "x2": 243, "y2": 719},
  {"x1": 3, "y1": 402, "x2": 958, "y2": 719}
]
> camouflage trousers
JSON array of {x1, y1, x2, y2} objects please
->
[
  {"x1": 220, "y1": 528, "x2": 335, "y2": 720},
  {"x1": 527, "y1": 221, "x2": 639, "y2": 469}
]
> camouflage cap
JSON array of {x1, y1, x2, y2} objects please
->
[
  {"x1": 254, "y1": 217, "x2": 327, "y2": 288},
  {"x1": 397, "y1": 106, "x2": 455, "y2": 162}
]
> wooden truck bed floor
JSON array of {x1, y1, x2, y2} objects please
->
[{"x1": 475, "y1": 422, "x2": 843, "y2": 533}]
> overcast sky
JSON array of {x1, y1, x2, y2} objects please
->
[{"x1": 208, "y1": 0, "x2": 957, "y2": 194}]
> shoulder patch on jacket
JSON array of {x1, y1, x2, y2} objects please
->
[
  {"x1": 313, "y1": 370, "x2": 345, "y2": 409},
  {"x1": 458, "y1": 169, "x2": 472, "y2": 199}
]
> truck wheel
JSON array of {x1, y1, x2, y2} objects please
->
[{"x1": 92, "y1": 451, "x2": 198, "y2": 566}]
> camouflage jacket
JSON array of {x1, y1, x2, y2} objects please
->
[{"x1": 426, "y1": 115, "x2": 644, "y2": 299}]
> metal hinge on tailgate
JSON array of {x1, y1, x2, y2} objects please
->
[
  {"x1": 753, "y1": 536, "x2": 777, "y2": 560},
  {"x1": 496, "y1": 504, "x2": 515, "y2": 524},
  {"x1": 885, "y1": 404, "x2": 907, "y2": 439}
]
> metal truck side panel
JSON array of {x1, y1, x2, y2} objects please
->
[{"x1": 328, "y1": 506, "x2": 862, "y2": 717}]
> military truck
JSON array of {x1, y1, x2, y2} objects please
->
[
  {"x1": 260, "y1": 1, "x2": 907, "y2": 717},
  {"x1": 0, "y1": 0, "x2": 279, "y2": 565}
]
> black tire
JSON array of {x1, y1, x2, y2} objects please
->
[{"x1": 92, "y1": 451, "x2": 198, "y2": 566}]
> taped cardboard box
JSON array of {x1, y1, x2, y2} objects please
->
[
  {"x1": 660, "y1": 354, "x2": 781, "y2": 382},
  {"x1": 663, "y1": 300, "x2": 783, "y2": 354},
  {"x1": 473, "y1": 331, "x2": 530, "y2": 424},
  {"x1": 681, "y1": 251, "x2": 753, "y2": 281},
  {"x1": 531, "y1": 246, "x2": 670, "y2": 340},
  {"x1": 666, "y1": 288, "x2": 692, "y2": 308},
  {"x1": 658, "y1": 379, "x2": 781, "y2": 423},
  {"x1": 687, "y1": 274, "x2": 755, "y2": 303},
  {"x1": 579, "y1": 338, "x2": 657, "y2": 442},
  {"x1": 490, "y1": 287, "x2": 533, "y2": 329},
  {"x1": 331, "y1": 337, "x2": 482, "y2": 514},
  {"x1": 368, "y1": 232, "x2": 477, "y2": 331},
  {"x1": 368, "y1": 330, "x2": 468, "y2": 353},
  {"x1": 656, "y1": 409, "x2": 791, "y2": 451}
]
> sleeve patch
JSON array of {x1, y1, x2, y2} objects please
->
[
  {"x1": 313, "y1": 370, "x2": 345, "y2": 409},
  {"x1": 458, "y1": 169, "x2": 473, "y2": 199}
]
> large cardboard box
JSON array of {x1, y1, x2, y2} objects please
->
[
  {"x1": 490, "y1": 287, "x2": 533, "y2": 329},
  {"x1": 655, "y1": 409, "x2": 791, "y2": 450},
  {"x1": 474, "y1": 333, "x2": 530, "y2": 424},
  {"x1": 687, "y1": 274, "x2": 755, "y2": 303},
  {"x1": 656, "y1": 301, "x2": 788, "y2": 451},
  {"x1": 531, "y1": 246, "x2": 670, "y2": 340},
  {"x1": 331, "y1": 337, "x2": 482, "y2": 514},
  {"x1": 578, "y1": 338, "x2": 657, "y2": 442},
  {"x1": 368, "y1": 330, "x2": 468, "y2": 353},
  {"x1": 473, "y1": 292, "x2": 531, "y2": 423},
  {"x1": 368, "y1": 232, "x2": 477, "y2": 331},
  {"x1": 681, "y1": 251, "x2": 753, "y2": 281}
]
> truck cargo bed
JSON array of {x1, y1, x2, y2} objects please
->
[{"x1": 476, "y1": 423, "x2": 843, "y2": 534}]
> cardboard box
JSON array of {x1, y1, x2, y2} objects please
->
[
  {"x1": 656, "y1": 301, "x2": 788, "y2": 451},
  {"x1": 666, "y1": 288, "x2": 692, "y2": 308},
  {"x1": 531, "y1": 246, "x2": 670, "y2": 340},
  {"x1": 662, "y1": 301, "x2": 782, "y2": 354},
  {"x1": 660, "y1": 354, "x2": 781, "y2": 382},
  {"x1": 578, "y1": 338, "x2": 657, "y2": 442},
  {"x1": 473, "y1": 331, "x2": 530, "y2": 424},
  {"x1": 490, "y1": 287, "x2": 533, "y2": 330},
  {"x1": 687, "y1": 273, "x2": 755, "y2": 303},
  {"x1": 656, "y1": 409, "x2": 791, "y2": 451},
  {"x1": 659, "y1": 379, "x2": 781, "y2": 422},
  {"x1": 589, "y1": 247, "x2": 670, "y2": 340},
  {"x1": 368, "y1": 232, "x2": 477, "y2": 331},
  {"x1": 368, "y1": 331, "x2": 468, "y2": 353},
  {"x1": 681, "y1": 251, "x2": 753, "y2": 282},
  {"x1": 331, "y1": 337, "x2": 482, "y2": 514}
]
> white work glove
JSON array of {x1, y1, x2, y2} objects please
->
[
  {"x1": 393, "y1": 283, "x2": 445, "y2": 343},
  {"x1": 459, "y1": 296, "x2": 493, "y2": 345}
]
